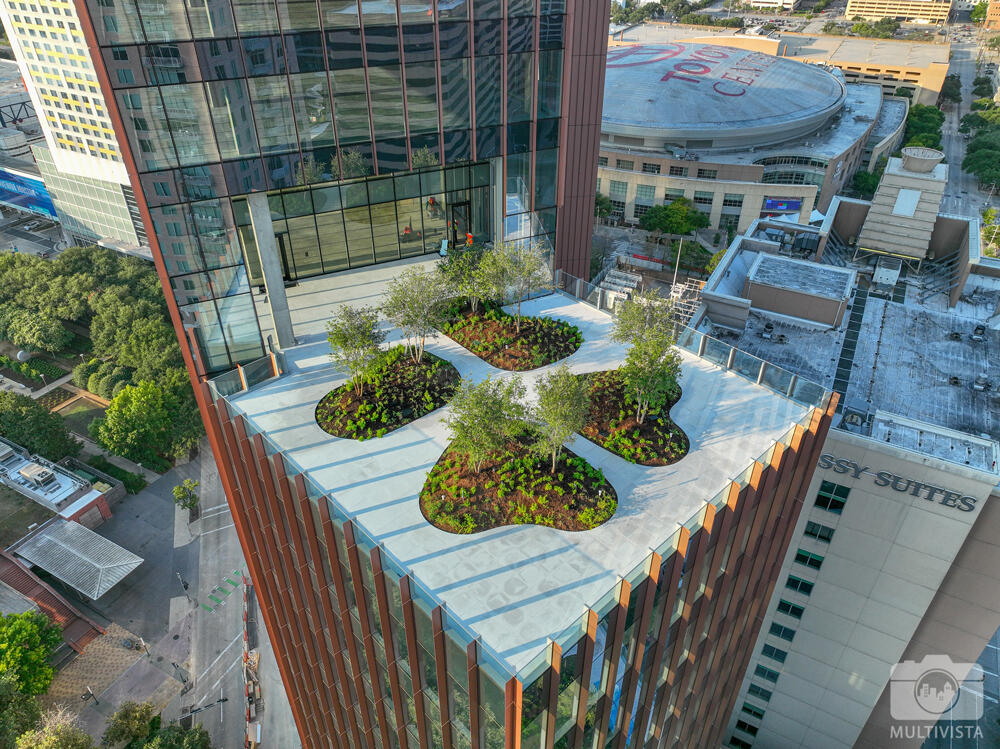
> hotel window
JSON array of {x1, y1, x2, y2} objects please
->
[
  {"x1": 693, "y1": 191, "x2": 713, "y2": 207},
  {"x1": 794, "y1": 549, "x2": 824, "y2": 570},
  {"x1": 741, "y1": 703, "x2": 765, "y2": 720},
  {"x1": 616, "y1": 159, "x2": 634, "y2": 170},
  {"x1": 722, "y1": 193, "x2": 744, "y2": 208},
  {"x1": 769, "y1": 623, "x2": 796, "y2": 642},
  {"x1": 598, "y1": 156, "x2": 608, "y2": 166},
  {"x1": 642, "y1": 162, "x2": 661, "y2": 174},
  {"x1": 664, "y1": 188, "x2": 684, "y2": 203},
  {"x1": 748, "y1": 684, "x2": 772, "y2": 702},
  {"x1": 729, "y1": 737, "x2": 752, "y2": 749},
  {"x1": 633, "y1": 204, "x2": 650, "y2": 218},
  {"x1": 669, "y1": 165, "x2": 688, "y2": 177},
  {"x1": 776, "y1": 599, "x2": 804, "y2": 619},
  {"x1": 609, "y1": 180, "x2": 627, "y2": 196},
  {"x1": 735, "y1": 720, "x2": 758, "y2": 737},
  {"x1": 609, "y1": 199, "x2": 625, "y2": 217},
  {"x1": 697, "y1": 168, "x2": 717, "y2": 179},
  {"x1": 804, "y1": 521, "x2": 835, "y2": 543},
  {"x1": 635, "y1": 184, "x2": 655, "y2": 203},
  {"x1": 754, "y1": 664, "x2": 780, "y2": 683},
  {"x1": 815, "y1": 480, "x2": 850, "y2": 514},
  {"x1": 785, "y1": 576, "x2": 813, "y2": 596},
  {"x1": 762, "y1": 644, "x2": 787, "y2": 663}
]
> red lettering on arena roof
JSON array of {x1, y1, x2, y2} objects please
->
[{"x1": 606, "y1": 44, "x2": 685, "y2": 67}]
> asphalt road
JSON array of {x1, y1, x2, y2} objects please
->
[{"x1": 938, "y1": 40, "x2": 994, "y2": 219}]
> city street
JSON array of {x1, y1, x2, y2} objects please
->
[
  {"x1": 939, "y1": 40, "x2": 994, "y2": 219},
  {"x1": 43, "y1": 445, "x2": 298, "y2": 748}
]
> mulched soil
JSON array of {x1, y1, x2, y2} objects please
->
[
  {"x1": 580, "y1": 370, "x2": 689, "y2": 467},
  {"x1": 441, "y1": 299, "x2": 583, "y2": 371},
  {"x1": 315, "y1": 348, "x2": 459, "y2": 441},
  {"x1": 35, "y1": 387, "x2": 76, "y2": 411},
  {"x1": 0, "y1": 366, "x2": 37, "y2": 389},
  {"x1": 420, "y1": 440, "x2": 617, "y2": 533}
]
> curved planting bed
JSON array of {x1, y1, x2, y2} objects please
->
[
  {"x1": 441, "y1": 299, "x2": 582, "y2": 371},
  {"x1": 315, "y1": 347, "x2": 459, "y2": 440},
  {"x1": 580, "y1": 370, "x2": 689, "y2": 466},
  {"x1": 420, "y1": 440, "x2": 617, "y2": 534}
]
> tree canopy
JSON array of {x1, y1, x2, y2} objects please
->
[
  {"x1": 533, "y1": 365, "x2": 590, "y2": 474},
  {"x1": 638, "y1": 199, "x2": 709, "y2": 237},
  {"x1": 381, "y1": 266, "x2": 452, "y2": 363},
  {"x1": 0, "y1": 672, "x2": 40, "y2": 749},
  {"x1": 15, "y1": 709, "x2": 93, "y2": 749},
  {"x1": 971, "y1": 1, "x2": 987, "y2": 23},
  {"x1": 0, "y1": 613, "x2": 62, "y2": 697},
  {"x1": 445, "y1": 377, "x2": 528, "y2": 472},
  {"x1": 90, "y1": 379, "x2": 199, "y2": 464},
  {"x1": 0, "y1": 392, "x2": 81, "y2": 461},
  {"x1": 939, "y1": 74, "x2": 962, "y2": 104},
  {"x1": 903, "y1": 104, "x2": 945, "y2": 149},
  {"x1": 849, "y1": 17, "x2": 899, "y2": 38},
  {"x1": 326, "y1": 306, "x2": 387, "y2": 397}
]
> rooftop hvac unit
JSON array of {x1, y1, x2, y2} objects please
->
[
  {"x1": 0, "y1": 444, "x2": 13, "y2": 463},
  {"x1": 18, "y1": 463, "x2": 54, "y2": 487}
]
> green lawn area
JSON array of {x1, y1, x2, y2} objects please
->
[
  {"x1": 57, "y1": 398, "x2": 106, "y2": 437},
  {"x1": 0, "y1": 485, "x2": 55, "y2": 549}
]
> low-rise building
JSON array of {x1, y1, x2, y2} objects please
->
[{"x1": 845, "y1": 0, "x2": 953, "y2": 23}]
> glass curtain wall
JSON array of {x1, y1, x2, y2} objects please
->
[{"x1": 88, "y1": 0, "x2": 567, "y2": 372}]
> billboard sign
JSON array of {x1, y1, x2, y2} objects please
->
[
  {"x1": 0, "y1": 168, "x2": 57, "y2": 218},
  {"x1": 763, "y1": 198, "x2": 802, "y2": 212}
]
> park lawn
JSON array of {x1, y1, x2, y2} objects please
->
[
  {"x1": 57, "y1": 398, "x2": 106, "y2": 437},
  {"x1": 0, "y1": 484, "x2": 55, "y2": 548}
]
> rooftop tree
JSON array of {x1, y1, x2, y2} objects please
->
[
  {"x1": 326, "y1": 305, "x2": 387, "y2": 397},
  {"x1": 611, "y1": 288, "x2": 676, "y2": 345},
  {"x1": 438, "y1": 244, "x2": 486, "y2": 312},
  {"x1": 445, "y1": 377, "x2": 528, "y2": 472},
  {"x1": 479, "y1": 241, "x2": 551, "y2": 334},
  {"x1": 381, "y1": 266, "x2": 452, "y2": 363},
  {"x1": 533, "y1": 364, "x2": 590, "y2": 473},
  {"x1": 621, "y1": 329, "x2": 682, "y2": 425}
]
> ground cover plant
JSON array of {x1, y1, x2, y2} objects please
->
[
  {"x1": 576, "y1": 288, "x2": 689, "y2": 465},
  {"x1": 316, "y1": 347, "x2": 459, "y2": 440},
  {"x1": 441, "y1": 299, "x2": 582, "y2": 370},
  {"x1": 437, "y1": 241, "x2": 581, "y2": 370},
  {"x1": 419, "y1": 376, "x2": 617, "y2": 533},
  {"x1": 579, "y1": 370, "x2": 688, "y2": 466}
]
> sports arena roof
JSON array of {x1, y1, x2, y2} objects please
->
[{"x1": 603, "y1": 43, "x2": 847, "y2": 150}]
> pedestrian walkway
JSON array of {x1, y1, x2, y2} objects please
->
[
  {"x1": 77, "y1": 434, "x2": 160, "y2": 483},
  {"x1": 29, "y1": 372, "x2": 74, "y2": 400},
  {"x1": 40, "y1": 623, "x2": 143, "y2": 714}
]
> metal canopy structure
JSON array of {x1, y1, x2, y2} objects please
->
[{"x1": 12, "y1": 520, "x2": 142, "y2": 599}]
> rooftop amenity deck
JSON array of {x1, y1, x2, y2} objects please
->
[{"x1": 217, "y1": 265, "x2": 820, "y2": 677}]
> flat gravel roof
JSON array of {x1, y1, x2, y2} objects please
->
[
  {"x1": 603, "y1": 43, "x2": 845, "y2": 140},
  {"x1": 748, "y1": 254, "x2": 855, "y2": 300}
]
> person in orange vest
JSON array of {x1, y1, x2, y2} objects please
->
[{"x1": 465, "y1": 232, "x2": 473, "y2": 246}]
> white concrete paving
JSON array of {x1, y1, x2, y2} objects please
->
[{"x1": 230, "y1": 287, "x2": 810, "y2": 675}]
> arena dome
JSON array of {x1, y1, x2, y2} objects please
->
[{"x1": 602, "y1": 43, "x2": 848, "y2": 151}]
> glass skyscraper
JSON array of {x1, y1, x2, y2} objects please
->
[{"x1": 78, "y1": 0, "x2": 603, "y2": 375}]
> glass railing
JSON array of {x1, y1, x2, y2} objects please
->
[
  {"x1": 205, "y1": 353, "x2": 280, "y2": 401},
  {"x1": 553, "y1": 268, "x2": 829, "y2": 410}
]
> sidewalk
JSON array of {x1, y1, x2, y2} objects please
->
[
  {"x1": 29, "y1": 372, "x2": 75, "y2": 400},
  {"x1": 77, "y1": 435, "x2": 161, "y2": 483}
]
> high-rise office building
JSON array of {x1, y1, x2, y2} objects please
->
[
  {"x1": 76, "y1": 0, "x2": 604, "y2": 376},
  {"x1": 70, "y1": 0, "x2": 616, "y2": 746},
  {"x1": 0, "y1": 0, "x2": 147, "y2": 249}
]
